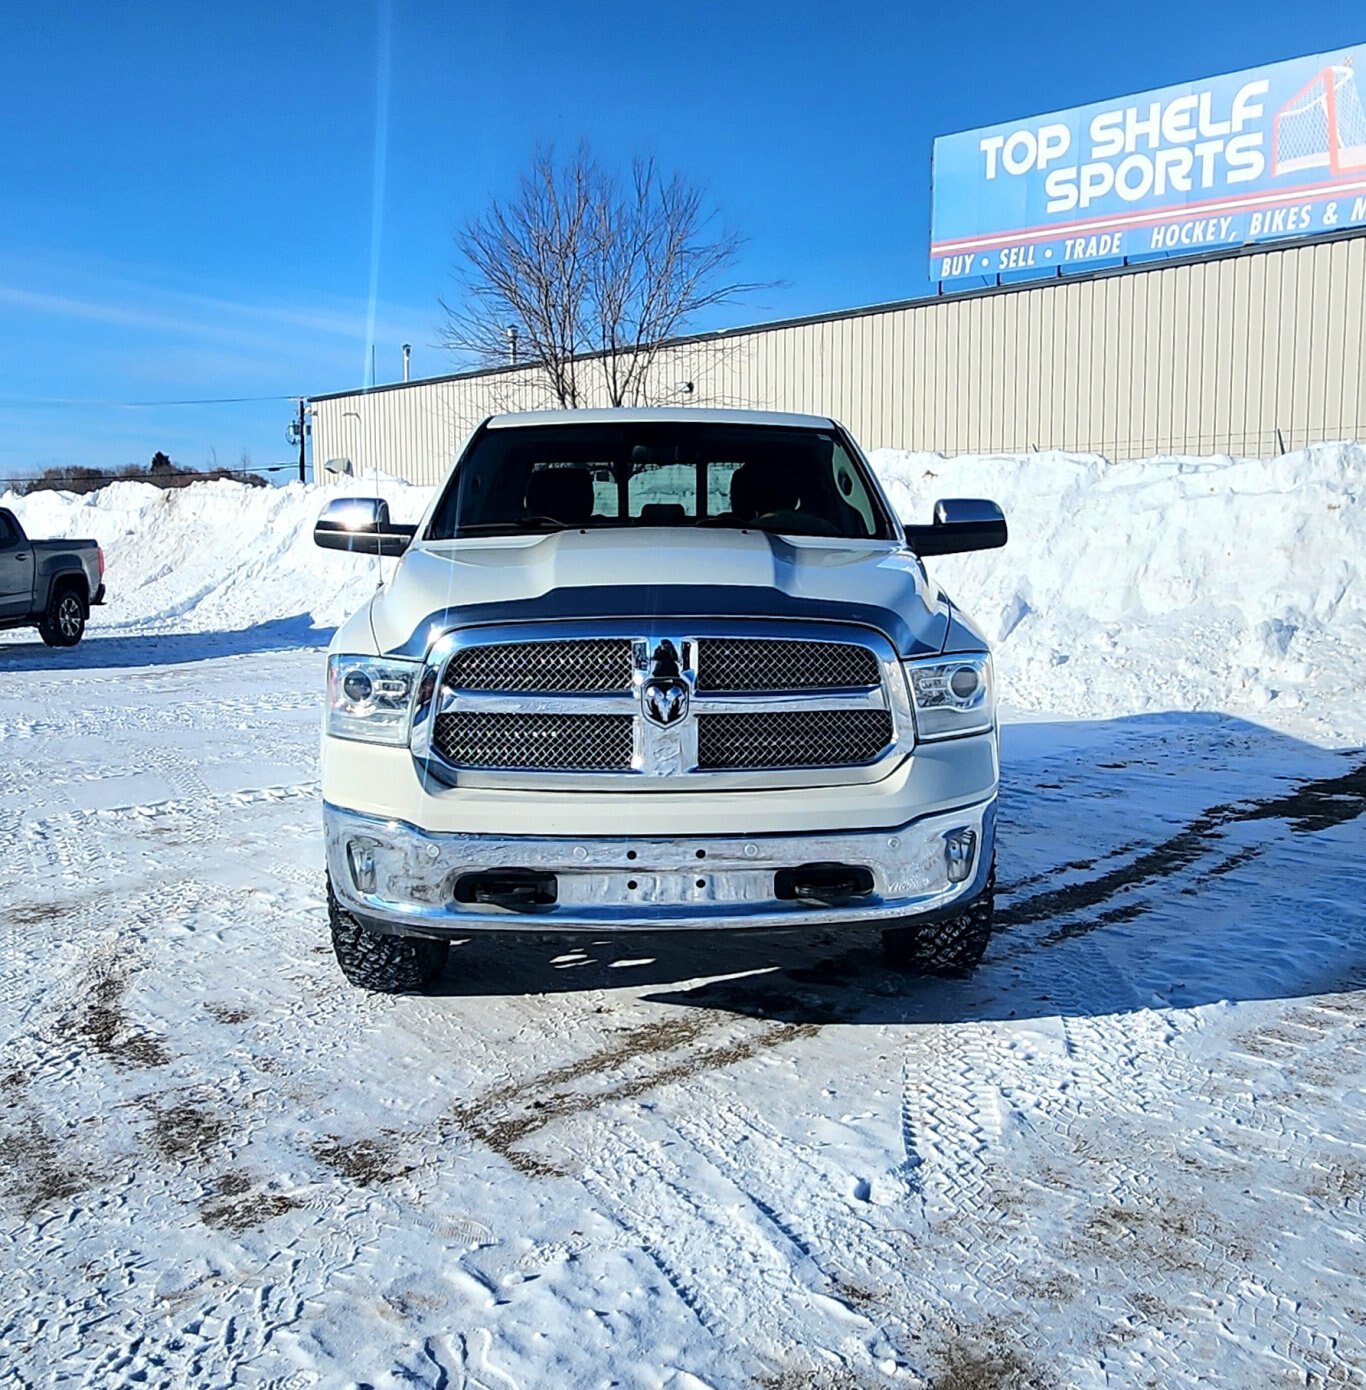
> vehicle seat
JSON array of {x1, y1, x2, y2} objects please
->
[
  {"x1": 729, "y1": 459, "x2": 801, "y2": 520},
  {"x1": 524, "y1": 467, "x2": 595, "y2": 524},
  {"x1": 639, "y1": 502, "x2": 688, "y2": 524}
]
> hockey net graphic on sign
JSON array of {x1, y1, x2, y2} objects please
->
[{"x1": 1273, "y1": 61, "x2": 1366, "y2": 176}]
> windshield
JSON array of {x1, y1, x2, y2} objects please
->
[{"x1": 426, "y1": 422, "x2": 893, "y2": 541}]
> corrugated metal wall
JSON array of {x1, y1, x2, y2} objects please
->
[{"x1": 312, "y1": 232, "x2": 1366, "y2": 487}]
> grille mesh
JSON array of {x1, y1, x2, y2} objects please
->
[
  {"x1": 697, "y1": 709, "x2": 893, "y2": 770},
  {"x1": 445, "y1": 639, "x2": 633, "y2": 693},
  {"x1": 696, "y1": 639, "x2": 880, "y2": 692},
  {"x1": 433, "y1": 712, "x2": 633, "y2": 771}
]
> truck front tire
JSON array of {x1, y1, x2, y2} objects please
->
[
  {"x1": 38, "y1": 584, "x2": 86, "y2": 647},
  {"x1": 327, "y1": 878, "x2": 449, "y2": 993},
  {"x1": 881, "y1": 864, "x2": 995, "y2": 974}
]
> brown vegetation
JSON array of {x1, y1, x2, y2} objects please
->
[{"x1": 13, "y1": 453, "x2": 268, "y2": 496}]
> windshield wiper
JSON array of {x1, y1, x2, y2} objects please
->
[{"x1": 457, "y1": 516, "x2": 570, "y2": 535}]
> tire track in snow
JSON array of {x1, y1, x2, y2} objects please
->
[
  {"x1": 900, "y1": 1022, "x2": 1010, "y2": 1217},
  {"x1": 2, "y1": 772, "x2": 319, "y2": 1052},
  {"x1": 4, "y1": 1077, "x2": 393, "y2": 1390},
  {"x1": 893, "y1": 1015, "x2": 1083, "y2": 1325},
  {"x1": 576, "y1": 1124, "x2": 880, "y2": 1382},
  {"x1": 0, "y1": 698, "x2": 318, "y2": 750},
  {"x1": 886, "y1": 1005, "x2": 1284, "y2": 1387},
  {"x1": 668, "y1": 1094, "x2": 931, "y2": 1375},
  {"x1": 6, "y1": 905, "x2": 195, "y2": 1094},
  {"x1": 1, "y1": 876, "x2": 228, "y2": 1052},
  {"x1": 138, "y1": 746, "x2": 220, "y2": 849},
  {"x1": 445, "y1": 1018, "x2": 815, "y2": 1176},
  {"x1": 4, "y1": 783, "x2": 314, "y2": 856},
  {"x1": 1027, "y1": 1000, "x2": 1363, "y2": 1387},
  {"x1": 995, "y1": 755, "x2": 1366, "y2": 943}
]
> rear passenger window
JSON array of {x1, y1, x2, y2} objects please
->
[{"x1": 628, "y1": 462, "x2": 696, "y2": 518}]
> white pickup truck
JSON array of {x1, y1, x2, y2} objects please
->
[{"x1": 314, "y1": 409, "x2": 1006, "y2": 992}]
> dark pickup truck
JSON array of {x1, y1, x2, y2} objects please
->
[{"x1": 0, "y1": 507, "x2": 105, "y2": 647}]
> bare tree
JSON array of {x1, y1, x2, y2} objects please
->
[{"x1": 440, "y1": 146, "x2": 763, "y2": 407}]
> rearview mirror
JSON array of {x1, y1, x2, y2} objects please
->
[
  {"x1": 904, "y1": 498, "x2": 1007, "y2": 557},
  {"x1": 314, "y1": 498, "x2": 416, "y2": 557}
]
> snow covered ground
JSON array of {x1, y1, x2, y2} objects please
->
[{"x1": 1, "y1": 446, "x2": 1363, "y2": 1387}]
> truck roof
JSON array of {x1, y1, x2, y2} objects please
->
[{"x1": 484, "y1": 407, "x2": 839, "y2": 430}]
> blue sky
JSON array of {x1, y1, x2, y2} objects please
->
[{"x1": 2, "y1": 0, "x2": 1359, "y2": 483}]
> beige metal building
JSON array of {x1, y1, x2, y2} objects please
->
[{"x1": 311, "y1": 229, "x2": 1366, "y2": 488}]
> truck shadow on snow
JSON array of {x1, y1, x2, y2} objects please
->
[
  {"x1": 428, "y1": 712, "x2": 1366, "y2": 1027},
  {"x1": 0, "y1": 615, "x2": 332, "y2": 670}
]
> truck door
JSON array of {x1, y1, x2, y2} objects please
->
[{"x1": 0, "y1": 511, "x2": 35, "y2": 618}]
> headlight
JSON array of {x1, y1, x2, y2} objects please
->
[
  {"x1": 326, "y1": 655, "x2": 421, "y2": 745},
  {"x1": 905, "y1": 653, "x2": 995, "y2": 740}
]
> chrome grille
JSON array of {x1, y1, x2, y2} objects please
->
[
  {"x1": 696, "y1": 638, "x2": 880, "y2": 691},
  {"x1": 446, "y1": 639, "x2": 633, "y2": 693},
  {"x1": 697, "y1": 709, "x2": 893, "y2": 770},
  {"x1": 420, "y1": 624, "x2": 904, "y2": 783},
  {"x1": 433, "y1": 712, "x2": 633, "y2": 771}
]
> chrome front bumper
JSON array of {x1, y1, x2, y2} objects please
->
[{"x1": 324, "y1": 798, "x2": 996, "y2": 935}]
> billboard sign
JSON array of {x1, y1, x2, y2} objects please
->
[{"x1": 931, "y1": 44, "x2": 1366, "y2": 282}]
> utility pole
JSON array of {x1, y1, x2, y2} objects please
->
[{"x1": 298, "y1": 399, "x2": 307, "y2": 484}]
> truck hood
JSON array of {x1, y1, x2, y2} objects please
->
[{"x1": 371, "y1": 527, "x2": 951, "y2": 659}]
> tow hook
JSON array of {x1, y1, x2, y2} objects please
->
[
  {"x1": 453, "y1": 869, "x2": 558, "y2": 911},
  {"x1": 774, "y1": 862, "x2": 875, "y2": 907}
]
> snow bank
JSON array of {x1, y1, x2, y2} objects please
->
[
  {"x1": 872, "y1": 442, "x2": 1365, "y2": 736},
  {"x1": 5, "y1": 442, "x2": 1363, "y2": 736},
  {"x1": 1, "y1": 475, "x2": 433, "y2": 637}
]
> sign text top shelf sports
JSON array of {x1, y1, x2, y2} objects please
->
[{"x1": 931, "y1": 43, "x2": 1366, "y2": 282}]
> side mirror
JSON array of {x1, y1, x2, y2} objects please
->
[
  {"x1": 314, "y1": 498, "x2": 416, "y2": 557},
  {"x1": 904, "y1": 498, "x2": 1007, "y2": 557}
]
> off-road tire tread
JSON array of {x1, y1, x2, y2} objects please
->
[
  {"x1": 881, "y1": 864, "x2": 995, "y2": 974},
  {"x1": 328, "y1": 879, "x2": 449, "y2": 992}
]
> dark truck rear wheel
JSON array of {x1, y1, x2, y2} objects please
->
[
  {"x1": 881, "y1": 863, "x2": 995, "y2": 974},
  {"x1": 328, "y1": 877, "x2": 449, "y2": 993},
  {"x1": 38, "y1": 584, "x2": 86, "y2": 647}
]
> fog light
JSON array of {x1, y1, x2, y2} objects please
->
[
  {"x1": 347, "y1": 840, "x2": 377, "y2": 893},
  {"x1": 944, "y1": 829, "x2": 976, "y2": 883}
]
